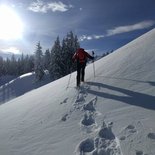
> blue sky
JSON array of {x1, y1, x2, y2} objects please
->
[{"x1": 0, "y1": 0, "x2": 155, "y2": 56}]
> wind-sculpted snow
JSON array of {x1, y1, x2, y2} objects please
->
[{"x1": 118, "y1": 120, "x2": 155, "y2": 155}]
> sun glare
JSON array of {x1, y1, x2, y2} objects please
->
[{"x1": 0, "y1": 5, "x2": 24, "y2": 40}]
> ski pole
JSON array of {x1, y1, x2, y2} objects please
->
[
  {"x1": 66, "y1": 71, "x2": 72, "y2": 89},
  {"x1": 66, "y1": 57, "x2": 76, "y2": 89},
  {"x1": 92, "y1": 51, "x2": 95, "y2": 77}
]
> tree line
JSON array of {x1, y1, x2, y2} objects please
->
[
  {"x1": 0, "y1": 54, "x2": 34, "y2": 77},
  {"x1": 0, "y1": 31, "x2": 80, "y2": 81}
]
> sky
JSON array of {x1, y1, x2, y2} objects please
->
[{"x1": 0, "y1": 0, "x2": 155, "y2": 56}]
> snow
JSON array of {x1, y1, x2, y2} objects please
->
[
  {"x1": 0, "y1": 75, "x2": 17, "y2": 86},
  {"x1": 0, "y1": 28, "x2": 155, "y2": 155},
  {"x1": 0, "y1": 71, "x2": 51, "y2": 104}
]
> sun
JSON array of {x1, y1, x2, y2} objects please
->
[{"x1": 0, "y1": 5, "x2": 24, "y2": 40}]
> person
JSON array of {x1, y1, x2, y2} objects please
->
[{"x1": 72, "y1": 48, "x2": 94, "y2": 87}]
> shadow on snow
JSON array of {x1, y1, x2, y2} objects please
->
[
  {"x1": 87, "y1": 81, "x2": 155, "y2": 110},
  {"x1": 0, "y1": 74, "x2": 51, "y2": 105}
]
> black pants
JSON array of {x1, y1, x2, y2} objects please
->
[{"x1": 77, "y1": 63, "x2": 86, "y2": 86}]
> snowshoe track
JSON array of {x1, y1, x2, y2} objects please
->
[{"x1": 73, "y1": 83, "x2": 122, "y2": 155}]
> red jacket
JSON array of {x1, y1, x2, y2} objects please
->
[{"x1": 72, "y1": 48, "x2": 93, "y2": 64}]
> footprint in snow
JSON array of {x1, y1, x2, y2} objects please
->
[
  {"x1": 76, "y1": 121, "x2": 122, "y2": 155},
  {"x1": 119, "y1": 135, "x2": 126, "y2": 141},
  {"x1": 119, "y1": 122, "x2": 153, "y2": 155},
  {"x1": 126, "y1": 124, "x2": 137, "y2": 133},
  {"x1": 81, "y1": 112, "x2": 95, "y2": 126},
  {"x1": 83, "y1": 96, "x2": 97, "y2": 112},
  {"x1": 61, "y1": 85, "x2": 90, "y2": 122},
  {"x1": 97, "y1": 121, "x2": 115, "y2": 140},
  {"x1": 93, "y1": 121, "x2": 122, "y2": 155},
  {"x1": 135, "y1": 150, "x2": 148, "y2": 155},
  {"x1": 79, "y1": 88, "x2": 88, "y2": 96},
  {"x1": 119, "y1": 124, "x2": 137, "y2": 141},
  {"x1": 60, "y1": 98, "x2": 68, "y2": 104},
  {"x1": 74, "y1": 88, "x2": 91, "y2": 110},
  {"x1": 75, "y1": 92, "x2": 85, "y2": 104},
  {"x1": 136, "y1": 150, "x2": 144, "y2": 155},
  {"x1": 61, "y1": 113, "x2": 69, "y2": 121},
  {"x1": 76, "y1": 138, "x2": 95, "y2": 154},
  {"x1": 147, "y1": 132, "x2": 155, "y2": 140}
]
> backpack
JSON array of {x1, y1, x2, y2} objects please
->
[{"x1": 77, "y1": 49, "x2": 86, "y2": 63}]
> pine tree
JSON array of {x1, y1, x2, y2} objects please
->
[
  {"x1": 43, "y1": 49, "x2": 51, "y2": 70},
  {"x1": 24, "y1": 55, "x2": 31, "y2": 73},
  {"x1": 49, "y1": 37, "x2": 63, "y2": 80},
  {"x1": 34, "y1": 42, "x2": 44, "y2": 81},
  {"x1": 61, "y1": 38, "x2": 69, "y2": 76},
  {"x1": 17, "y1": 53, "x2": 25, "y2": 75},
  {"x1": 0, "y1": 56, "x2": 4, "y2": 77},
  {"x1": 28, "y1": 55, "x2": 34, "y2": 72},
  {"x1": 62, "y1": 31, "x2": 80, "y2": 74},
  {"x1": 9, "y1": 54, "x2": 18, "y2": 75},
  {"x1": 4, "y1": 58, "x2": 10, "y2": 75}
]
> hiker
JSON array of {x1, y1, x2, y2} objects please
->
[{"x1": 72, "y1": 48, "x2": 94, "y2": 87}]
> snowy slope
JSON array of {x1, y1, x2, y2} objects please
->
[
  {"x1": 0, "y1": 71, "x2": 51, "y2": 104},
  {"x1": 0, "y1": 28, "x2": 155, "y2": 155}
]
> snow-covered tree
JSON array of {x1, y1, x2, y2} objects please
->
[
  {"x1": 9, "y1": 54, "x2": 18, "y2": 75},
  {"x1": 28, "y1": 55, "x2": 34, "y2": 72},
  {"x1": 49, "y1": 32, "x2": 80, "y2": 80},
  {"x1": 0, "y1": 56, "x2": 4, "y2": 77},
  {"x1": 23, "y1": 55, "x2": 34, "y2": 73},
  {"x1": 34, "y1": 42, "x2": 44, "y2": 81},
  {"x1": 17, "y1": 53, "x2": 24, "y2": 75},
  {"x1": 49, "y1": 37, "x2": 63, "y2": 80},
  {"x1": 43, "y1": 49, "x2": 51, "y2": 70},
  {"x1": 62, "y1": 31, "x2": 80, "y2": 74}
]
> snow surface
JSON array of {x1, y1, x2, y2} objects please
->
[
  {"x1": 0, "y1": 28, "x2": 155, "y2": 155},
  {"x1": 0, "y1": 75, "x2": 17, "y2": 87},
  {"x1": 0, "y1": 71, "x2": 51, "y2": 104}
]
